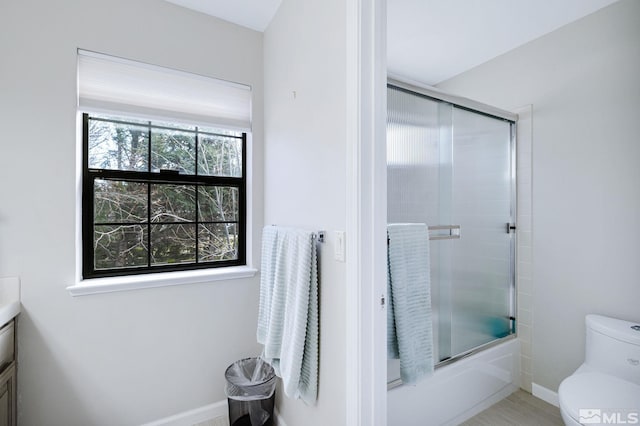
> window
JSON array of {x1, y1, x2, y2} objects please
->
[
  {"x1": 82, "y1": 113, "x2": 246, "y2": 278},
  {"x1": 77, "y1": 50, "x2": 252, "y2": 281}
]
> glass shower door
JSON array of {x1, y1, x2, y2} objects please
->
[
  {"x1": 448, "y1": 107, "x2": 515, "y2": 356},
  {"x1": 386, "y1": 84, "x2": 516, "y2": 380}
]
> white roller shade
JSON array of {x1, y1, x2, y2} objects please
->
[{"x1": 77, "y1": 49, "x2": 252, "y2": 130}]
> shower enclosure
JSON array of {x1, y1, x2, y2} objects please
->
[{"x1": 387, "y1": 80, "x2": 517, "y2": 385}]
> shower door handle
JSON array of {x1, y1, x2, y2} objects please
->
[{"x1": 428, "y1": 225, "x2": 461, "y2": 240}]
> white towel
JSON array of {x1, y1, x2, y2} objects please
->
[
  {"x1": 257, "y1": 226, "x2": 319, "y2": 404},
  {"x1": 387, "y1": 223, "x2": 434, "y2": 384}
]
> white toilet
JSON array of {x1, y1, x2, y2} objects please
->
[{"x1": 558, "y1": 314, "x2": 640, "y2": 426}]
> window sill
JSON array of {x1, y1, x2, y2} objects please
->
[{"x1": 66, "y1": 266, "x2": 258, "y2": 297}]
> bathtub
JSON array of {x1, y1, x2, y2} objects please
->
[{"x1": 387, "y1": 337, "x2": 520, "y2": 425}]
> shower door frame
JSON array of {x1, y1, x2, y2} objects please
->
[{"x1": 386, "y1": 77, "x2": 518, "y2": 388}]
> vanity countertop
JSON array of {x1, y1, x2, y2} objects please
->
[{"x1": 0, "y1": 278, "x2": 20, "y2": 327}]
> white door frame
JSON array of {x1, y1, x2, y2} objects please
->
[{"x1": 346, "y1": 0, "x2": 387, "y2": 424}]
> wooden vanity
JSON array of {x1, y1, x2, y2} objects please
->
[{"x1": 0, "y1": 278, "x2": 20, "y2": 426}]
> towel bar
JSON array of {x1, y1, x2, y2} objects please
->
[
  {"x1": 428, "y1": 225, "x2": 460, "y2": 240},
  {"x1": 386, "y1": 225, "x2": 461, "y2": 243},
  {"x1": 270, "y1": 225, "x2": 325, "y2": 243}
]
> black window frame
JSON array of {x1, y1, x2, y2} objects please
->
[{"x1": 82, "y1": 113, "x2": 247, "y2": 279}]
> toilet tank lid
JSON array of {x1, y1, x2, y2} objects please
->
[
  {"x1": 559, "y1": 373, "x2": 640, "y2": 421},
  {"x1": 586, "y1": 314, "x2": 640, "y2": 345}
]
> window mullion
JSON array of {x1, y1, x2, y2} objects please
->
[
  {"x1": 82, "y1": 113, "x2": 94, "y2": 278},
  {"x1": 87, "y1": 169, "x2": 242, "y2": 186},
  {"x1": 239, "y1": 132, "x2": 247, "y2": 264},
  {"x1": 195, "y1": 127, "x2": 200, "y2": 264},
  {"x1": 147, "y1": 123, "x2": 152, "y2": 268}
]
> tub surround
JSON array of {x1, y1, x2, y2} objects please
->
[
  {"x1": 387, "y1": 338, "x2": 520, "y2": 426},
  {"x1": 514, "y1": 105, "x2": 533, "y2": 393}
]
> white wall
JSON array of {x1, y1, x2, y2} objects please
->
[
  {"x1": 437, "y1": 0, "x2": 640, "y2": 392},
  {"x1": 0, "y1": 1, "x2": 264, "y2": 424},
  {"x1": 263, "y1": 0, "x2": 347, "y2": 424}
]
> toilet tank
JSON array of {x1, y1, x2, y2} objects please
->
[{"x1": 585, "y1": 314, "x2": 640, "y2": 385}]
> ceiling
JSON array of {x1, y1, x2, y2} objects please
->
[
  {"x1": 387, "y1": 0, "x2": 620, "y2": 85},
  {"x1": 164, "y1": 0, "x2": 282, "y2": 32},
  {"x1": 164, "y1": 0, "x2": 619, "y2": 85}
]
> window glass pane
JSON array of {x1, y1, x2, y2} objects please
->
[
  {"x1": 151, "y1": 184, "x2": 195, "y2": 223},
  {"x1": 197, "y1": 186, "x2": 239, "y2": 222},
  {"x1": 88, "y1": 119, "x2": 149, "y2": 171},
  {"x1": 197, "y1": 134, "x2": 242, "y2": 177},
  {"x1": 198, "y1": 223, "x2": 238, "y2": 261},
  {"x1": 94, "y1": 179, "x2": 147, "y2": 223},
  {"x1": 94, "y1": 225, "x2": 147, "y2": 270},
  {"x1": 150, "y1": 224, "x2": 196, "y2": 265},
  {"x1": 153, "y1": 121, "x2": 196, "y2": 131},
  {"x1": 151, "y1": 128, "x2": 196, "y2": 173}
]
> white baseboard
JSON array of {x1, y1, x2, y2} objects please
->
[
  {"x1": 532, "y1": 382, "x2": 559, "y2": 407},
  {"x1": 141, "y1": 400, "x2": 228, "y2": 426},
  {"x1": 141, "y1": 400, "x2": 287, "y2": 426},
  {"x1": 274, "y1": 409, "x2": 287, "y2": 426}
]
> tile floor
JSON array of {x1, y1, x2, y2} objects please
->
[{"x1": 461, "y1": 390, "x2": 564, "y2": 426}]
